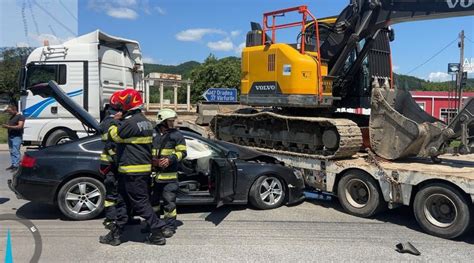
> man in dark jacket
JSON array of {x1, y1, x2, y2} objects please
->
[
  {"x1": 102, "y1": 89, "x2": 166, "y2": 246},
  {"x1": 98, "y1": 91, "x2": 124, "y2": 232},
  {"x1": 151, "y1": 108, "x2": 187, "y2": 238}
]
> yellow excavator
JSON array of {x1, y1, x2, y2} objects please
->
[{"x1": 212, "y1": 0, "x2": 474, "y2": 161}]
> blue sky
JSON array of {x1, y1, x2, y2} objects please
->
[{"x1": 1, "y1": 0, "x2": 473, "y2": 81}]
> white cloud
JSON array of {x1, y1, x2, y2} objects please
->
[
  {"x1": 393, "y1": 65, "x2": 400, "y2": 71},
  {"x1": 31, "y1": 34, "x2": 73, "y2": 46},
  {"x1": 116, "y1": 0, "x2": 137, "y2": 6},
  {"x1": 207, "y1": 39, "x2": 234, "y2": 51},
  {"x1": 155, "y1": 6, "x2": 166, "y2": 15},
  {"x1": 106, "y1": 8, "x2": 138, "y2": 20},
  {"x1": 235, "y1": 42, "x2": 246, "y2": 54},
  {"x1": 176, "y1": 28, "x2": 225, "y2": 42},
  {"x1": 230, "y1": 30, "x2": 241, "y2": 38},
  {"x1": 142, "y1": 56, "x2": 156, "y2": 63},
  {"x1": 428, "y1": 72, "x2": 451, "y2": 82}
]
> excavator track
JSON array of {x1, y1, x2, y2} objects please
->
[{"x1": 211, "y1": 111, "x2": 362, "y2": 159}]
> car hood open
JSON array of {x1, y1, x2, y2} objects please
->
[{"x1": 29, "y1": 81, "x2": 100, "y2": 132}]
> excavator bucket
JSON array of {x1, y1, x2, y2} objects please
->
[{"x1": 368, "y1": 78, "x2": 470, "y2": 160}]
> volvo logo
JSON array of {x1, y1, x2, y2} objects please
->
[
  {"x1": 447, "y1": 0, "x2": 474, "y2": 8},
  {"x1": 255, "y1": 85, "x2": 276, "y2": 91}
]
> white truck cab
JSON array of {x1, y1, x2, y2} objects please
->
[{"x1": 19, "y1": 30, "x2": 143, "y2": 146}]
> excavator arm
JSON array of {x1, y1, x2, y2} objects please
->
[{"x1": 321, "y1": 0, "x2": 474, "y2": 96}]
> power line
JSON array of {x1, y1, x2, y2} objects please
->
[
  {"x1": 59, "y1": 0, "x2": 78, "y2": 22},
  {"x1": 32, "y1": 0, "x2": 75, "y2": 35},
  {"x1": 405, "y1": 37, "x2": 458, "y2": 75},
  {"x1": 27, "y1": 0, "x2": 40, "y2": 35},
  {"x1": 465, "y1": 35, "x2": 474, "y2": 44}
]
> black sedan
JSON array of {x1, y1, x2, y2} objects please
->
[{"x1": 9, "y1": 131, "x2": 305, "y2": 220}]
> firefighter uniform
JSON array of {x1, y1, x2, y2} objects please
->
[
  {"x1": 108, "y1": 109, "x2": 166, "y2": 238},
  {"x1": 151, "y1": 115, "x2": 187, "y2": 237},
  {"x1": 99, "y1": 109, "x2": 122, "y2": 228}
]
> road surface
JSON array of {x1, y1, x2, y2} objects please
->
[{"x1": 0, "y1": 151, "x2": 472, "y2": 262}]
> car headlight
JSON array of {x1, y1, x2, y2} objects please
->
[{"x1": 293, "y1": 169, "x2": 303, "y2": 180}]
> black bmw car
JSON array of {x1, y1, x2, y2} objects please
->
[{"x1": 8, "y1": 82, "x2": 305, "y2": 220}]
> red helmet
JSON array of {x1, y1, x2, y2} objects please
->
[
  {"x1": 109, "y1": 91, "x2": 121, "y2": 110},
  {"x1": 117, "y1": 89, "x2": 143, "y2": 111}
]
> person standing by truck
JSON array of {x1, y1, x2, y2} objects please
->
[
  {"x1": 104, "y1": 89, "x2": 167, "y2": 246},
  {"x1": 98, "y1": 91, "x2": 124, "y2": 233},
  {"x1": 151, "y1": 109, "x2": 187, "y2": 238},
  {"x1": 2, "y1": 105, "x2": 25, "y2": 171}
]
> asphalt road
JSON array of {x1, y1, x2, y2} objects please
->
[{"x1": 0, "y1": 151, "x2": 473, "y2": 262}]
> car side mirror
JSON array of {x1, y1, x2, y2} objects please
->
[{"x1": 226, "y1": 151, "x2": 239, "y2": 159}]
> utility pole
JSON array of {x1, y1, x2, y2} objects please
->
[{"x1": 457, "y1": 30, "x2": 465, "y2": 112}]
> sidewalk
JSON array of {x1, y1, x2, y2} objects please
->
[{"x1": 0, "y1": 144, "x2": 8, "y2": 151}]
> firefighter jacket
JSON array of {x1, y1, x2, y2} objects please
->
[
  {"x1": 152, "y1": 127, "x2": 187, "y2": 182},
  {"x1": 108, "y1": 109, "x2": 154, "y2": 175},
  {"x1": 99, "y1": 110, "x2": 119, "y2": 167}
]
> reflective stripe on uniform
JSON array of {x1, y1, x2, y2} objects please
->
[
  {"x1": 101, "y1": 133, "x2": 108, "y2": 141},
  {"x1": 104, "y1": 200, "x2": 116, "y2": 207},
  {"x1": 108, "y1": 126, "x2": 152, "y2": 144},
  {"x1": 164, "y1": 208, "x2": 177, "y2": 218},
  {"x1": 175, "y1": 151, "x2": 183, "y2": 161},
  {"x1": 152, "y1": 205, "x2": 161, "y2": 213},
  {"x1": 100, "y1": 154, "x2": 113, "y2": 162},
  {"x1": 175, "y1": 144, "x2": 186, "y2": 151},
  {"x1": 108, "y1": 149, "x2": 116, "y2": 155},
  {"x1": 152, "y1": 149, "x2": 157, "y2": 155},
  {"x1": 160, "y1": 148, "x2": 175, "y2": 155},
  {"x1": 156, "y1": 172, "x2": 177, "y2": 181},
  {"x1": 118, "y1": 164, "x2": 152, "y2": 173}
]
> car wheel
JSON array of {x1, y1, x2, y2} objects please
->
[
  {"x1": 413, "y1": 183, "x2": 471, "y2": 239},
  {"x1": 57, "y1": 177, "x2": 105, "y2": 220},
  {"x1": 249, "y1": 175, "x2": 286, "y2": 209},
  {"x1": 45, "y1": 129, "x2": 77, "y2": 146},
  {"x1": 337, "y1": 170, "x2": 386, "y2": 217}
]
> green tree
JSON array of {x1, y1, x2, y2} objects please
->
[
  {"x1": 190, "y1": 54, "x2": 241, "y2": 103},
  {"x1": 0, "y1": 47, "x2": 34, "y2": 98}
]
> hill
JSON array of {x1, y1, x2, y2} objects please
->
[
  {"x1": 143, "y1": 61, "x2": 201, "y2": 79},
  {"x1": 394, "y1": 73, "x2": 474, "y2": 91}
]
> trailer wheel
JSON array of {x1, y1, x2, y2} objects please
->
[
  {"x1": 337, "y1": 170, "x2": 385, "y2": 217},
  {"x1": 413, "y1": 183, "x2": 471, "y2": 239},
  {"x1": 45, "y1": 129, "x2": 77, "y2": 146}
]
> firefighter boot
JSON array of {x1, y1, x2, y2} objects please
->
[
  {"x1": 162, "y1": 227, "x2": 175, "y2": 238},
  {"x1": 99, "y1": 224, "x2": 122, "y2": 246},
  {"x1": 146, "y1": 228, "x2": 166, "y2": 245}
]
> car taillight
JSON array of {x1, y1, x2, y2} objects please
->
[{"x1": 21, "y1": 155, "x2": 36, "y2": 168}]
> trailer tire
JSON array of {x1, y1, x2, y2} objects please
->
[
  {"x1": 413, "y1": 183, "x2": 471, "y2": 239},
  {"x1": 45, "y1": 129, "x2": 77, "y2": 146},
  {"x1": 337, "y1": 170, "x2": 385, "y2": 217}
]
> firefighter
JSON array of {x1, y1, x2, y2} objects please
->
[
  {"x1": 150, "y1": 108, "x2": 187, "y2": 238},
  {"x1": 99, "y1": 91, "x2": 123, "y2": 231},
  {"x1": 102, "y1": 89, "x2": 166, "y2": 246}
]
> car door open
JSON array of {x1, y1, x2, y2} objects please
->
[{"x1": 210, "y1": 158, "x2": 236, "y2": 207}]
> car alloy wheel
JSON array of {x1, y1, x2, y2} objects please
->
[
  {"x1": 65, "y1": 182, "x2": 102, "y2": 215},
  {"x1": 259, "y1": 177, "x2": 283, "y2": 206}
]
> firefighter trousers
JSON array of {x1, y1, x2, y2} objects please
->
[
  {"x1": 151, "y1": 181, "x2": 179, "y2": 230},
  {"x1": 119, "y1": 173, "x2": 165, "y2": 230}
]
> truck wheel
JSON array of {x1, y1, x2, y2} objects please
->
[
  {"x1": 337, "y1": 170, "x2": 385, "y2": 217},
  {"x1": 45, "y1": 129, "x2": 77, "y2": 146},
  {"x1": 249, "y1": 175, "x2": 286, "y2": 210},
  {"x1": 57, "y1": 177, "x2": 105, "y2": 220},
  {"x1": 413, "y1": 183, "x2": 471, "y2": 239}
]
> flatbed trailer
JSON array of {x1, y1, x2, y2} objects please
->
[{"x1": 257, "y1": 149, "x2": 474, "y2": 239}]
